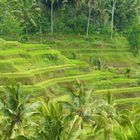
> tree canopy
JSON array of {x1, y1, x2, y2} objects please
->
[{"x1": 0, "y1": 0, "x2": 139, "y2": 37}]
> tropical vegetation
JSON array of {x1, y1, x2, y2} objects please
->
[{"x1": 0, "y1": 0, "x2": 140, "y2": 139}]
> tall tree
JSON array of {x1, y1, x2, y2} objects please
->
[
  {"x1": 86, "y1": 0, "x2": 98, "y2": 38},
  {"x1": 13, "y1": 0, "x2": 40, "y2": 34},
  {"x1": 45, "y1": 0, "x2": 61, "y2": 33},
  {"x1": 50, "y1": 0, "x2": 54, "y2": 33},
  {"x1": 86, "y1": 0, "x2": 93, "y2": 38},
  {"x1": 111, "y1": 0, "x2": 116, "y2": 39},
  {"x1": 74, "y1": 0, "x2": 82, "y2": 29},
  {"x1": 138, "y1": 0, "x2": 140, "y2": 24}
]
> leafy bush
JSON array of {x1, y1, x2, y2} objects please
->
[
  {"x1": 0, "y1": 15, "x2": 22, "y2": 35},
  {"x1": 127, "y1": 24, "x2": 140, "y2": 54},
  {"x1": 124, "y1": 68, "x2": 133, "y2": 78}
]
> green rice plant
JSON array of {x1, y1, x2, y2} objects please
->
[
  {"x1": 124, "y1": 68, "x2": 134, "y2": 78},
  {"x1": 94, "y1": 86, "x2": 140, "y2": 95},
  {"x1": 136, "y1": 73, "x2": 140, "y2": 86},
  {"x1": 0, "y1": 61, "x2": 17, "y2": 72},
  {"x1": 89, "y1": 56, "x2": 102, "y2": 70},
  {"x1": 89, "y1": 56, "x2": 108, "y2": 70},
  {"x1": 4, "y1": 41, "x2": 21, "y2": 49},
  {"x1": 0, "y1": 39, "x2": 21, "y2": 50},
  {"x1": 115, "y1": 97, "x2": 140, "y2": 105},
  {"x1": 37, "y1": 71, "x2": 114, "y2": 89},
  {"x1": 92, "y1": 78, "x2": 137, "y2": 89},
  {"x1": 0, "y1": 64, "x2": 80, "y2": 85},
  {"x1": 114, "y1": 105, "x2": 140, "y2": 140}
]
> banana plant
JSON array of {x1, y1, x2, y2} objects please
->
[
  {"x1": 59, "y1": 80, "x2": 100, "y2": 139},
  {"x1": 36, "y1": 97, "x2": 85, "y2": 140},
  {"x1": 60, "y1": 115, "x2": 83, "y2": 140},
  {"x1": 12, "y1": 0, "x2": 41, "y2": 34},
  {"x1": 45, "y1": 0, "x2": 60, "y2": 33},
  {"x1": 61, "y1": 80, "x2": 118, "y2": 140},
  {"x1": 36, "y1": 97, "x2": 64, "y2": 140},
  {"x1": 62, "y1": 81, "x2": 94, "y2": 122},
  {"x1": 84, "y1": 0, "x2": 98, "y2": 38},
  {"x1": 91, "y1": 98, "x2": 118, "y2": 140}
]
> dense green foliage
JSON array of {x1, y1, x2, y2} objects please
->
[
  {"x1": 0, "y1": 84, "x2": 140, "y2": 140},
  {"x1": 0, "y1": 38, "x2": 140, "y2": 139},
  {"x1": 0, "y1": 0, "x2": 140, "y2": 139},
  {"x1": 127, "y1": 24, "x2": 140, "y2": 53},
  {"x1": 0, "y1": 0, "x2": 139, "y2": 37}
]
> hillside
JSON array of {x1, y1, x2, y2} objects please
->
[{"x1": 0, "y1": 37, "x2": 140, "y2": 105}]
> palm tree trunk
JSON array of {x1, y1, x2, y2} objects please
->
[
  {"x1": 51, "y1": 1, "x2": 54, "y2": 33},
  {"x1": 86, "y1": 7, "x2": 92, "y2": 38},
  {"x1": 74, "y1": 5, "x2": 77, "y2": 29},
  {"x1": 111, "y1": 0, "x2": 116, "y2": 39},
  {"x1": 39, "y1": 25, "x2": 43, "y2": 42},
  {"x1": 138, "y1": 0, "x2": 140, "y2": 24}
]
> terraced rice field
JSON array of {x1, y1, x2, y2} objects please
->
[{"x1": 0, "y1": 39, "x2": 140, "y2": 105}]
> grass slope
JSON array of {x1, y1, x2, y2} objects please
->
[{"x1": 0, "y1": 37, "x2": 140, "y2": 105}]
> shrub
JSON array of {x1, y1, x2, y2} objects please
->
[
  {"x1": 127, "y1": 24, "x2": 140, "y2": 54},
  {"x1": 0, "y1": 15, "x2": 22, "y2": 35},
  {"x1": 124, "y1": 68, "x2": 133, "y2": 78}
]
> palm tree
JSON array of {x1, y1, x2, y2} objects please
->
[
  {"x1": 62, "y1": 81, "x2": 94, "y2": 125},
  {"x1": 61, "y1": 81, "x2": 118, "y2": 140},
  {"x1": 1, "y1": 84, "x2": 29, "y2": 139},
  {"x1": 50, "y1": 0, "x2": 55, "y2": 33},
  {"x1": 60, "y1": 80, "x2": 101, "y2": 140},
  {"x1": 74, "y1": 0, "x2": 82, "y2": 28},
  {"x1": 86, "y1": 0, "x2": 98, "y2": 38},
  {"x1": 86, "y1": 0, "x2": 93, "y2": 38},
  {"x1": 111, "y1": 0, "x2": 116, "y2": 39},
  {"x1": 96, "y1": 0, "x2": 110, "y2": 26},
  {"x1": 137, "y1": 0, "x2": 140, "y2": 24},
  {"x1": 46, "y1": 0, "x2": 59, "y2": 33},
  {"x1": 92, "y1": 98, "x2": 117, "y2": 140}
]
